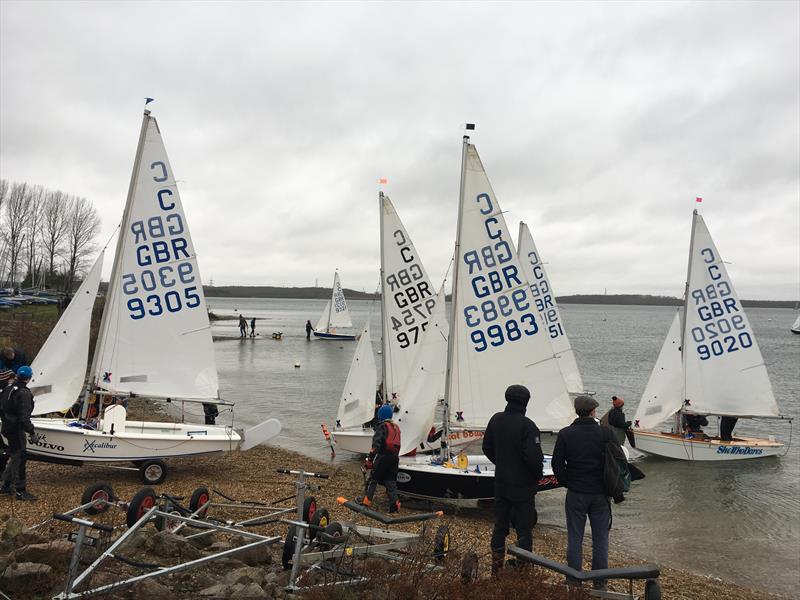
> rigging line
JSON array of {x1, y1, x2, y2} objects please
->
[{"x1": 100, "y1": 223, "x2": 120, "y2": 252}]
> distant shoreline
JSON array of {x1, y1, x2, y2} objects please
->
[{"x1": 204, "y1": 286, "x2": 796, "y2": 309}]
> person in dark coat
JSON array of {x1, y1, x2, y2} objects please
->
[
  {"x1": 0, "y1": 369, "x2": 16, "y2": 475},
  {"x1": 482, "y1": 384, "x2": 543, "y2": 576},
  {"x1": 238, "y1": 315, "x2": 247, "y2": 338},
  {"x1": 0, "y1": 365, "x2": 37, "y2": 501},
  {"x1": 361, "y1": 404, "x2": 401, "y2": 512},
  {"x1": 305, "y1": 320, "x2": 314, "y2": 340},
  {"x1": 683, "y1": 413, "x2": 709, "y2": 434},
  {"x1": 604, "y1": 396, "x2": 633, "y2": 446},
  {"x1": 249, "y1": 317, "x2": 256, "y2": 338},
  {"x1": 1, "y1": 347, "x2": 28, "y2": 374},
  {"x1": 552, "y1": 395, "x2": 618, "y2": 589},
  {"x1": 202, "y1": 403, "x2": 219, "y2": 425},
  {"x1": 719, "y1": 416, "x2": 738, "y2": 441}
]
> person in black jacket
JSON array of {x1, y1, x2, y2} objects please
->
[
  {"x1": 552, "y1": 395, "x2": 617, "y2": 589},
  {"x1": 482, "y1": 384, "x2": 543, "y2": 576},
  {"x1": 0, "y1": 365, "x2": 37, "y2": 501},
  {"x1": 0, "y1": 347, "x2": 27, "y2": 374},
  {"x1": 0, "y1": 369, "x2": 16, "y2": 475},
  {"x1": 360, "y1": 404, "x2": 401, "y2": 513},
  {"x1": 605, "y1": 396, "x2": 633, "y2": 446}
]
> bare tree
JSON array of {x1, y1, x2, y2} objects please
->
[
  {"x1": 64, "y1": 196, "x2": 100, "y2": 292},
  {"x1": 2, "y1": 182, "x2": 31, "y2": 287},
  {"x1": 39, "y1": 189, "x2": 71, "y2": 286},
  {"x1": 24, "y1": 184, "x2": 45, "y2": 288},
  {"x1": 0, "y1": 179, "x2": 8, "y2": 212}
]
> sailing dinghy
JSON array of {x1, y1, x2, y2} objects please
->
[
  {"x1": 396, "y1": 134, "x2": 568, "y2": 500},
  {"x1": 26, "y1": 108, "x2": 281, "y2": 484},
  {"x1": 634, "y1": 209, "x2": 789, "y2": 461},
  {"x1": 313, "y1": 272, "x2": 356, "y2": 340},
  {"x1": 791, "y1": 312, "x2": 800, "y2": 334}
]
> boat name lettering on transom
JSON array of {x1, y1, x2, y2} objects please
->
[
  {"x1": 462, "y1": 191, "x2": 541, "y2": 353},
  {"x1": 387, "y1": 228, "x2": 434, "y2": 348},
  {"x1": 716, "y1": 446, "x2": 763, "y2": 456}
]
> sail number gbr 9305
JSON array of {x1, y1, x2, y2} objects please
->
[
  {"x1": 121, "y1": 160, "x2": 200, "y2": 320},
  {"x1": 462, "y1": 193, "x2": 540, "y2": 352}
]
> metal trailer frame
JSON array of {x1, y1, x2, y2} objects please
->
[
  {"x1": 507, "y1": 545, "x2": 662, "y2": 600},
  {"x1": 284, "y1": 496, "x2": 448, "y2": 593}
]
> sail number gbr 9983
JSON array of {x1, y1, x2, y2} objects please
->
[
  {"x1": 462, "y1": 193, "x2": 540, "y2": 352},
  {"x1": 121, "y1": 160, "x2": 200, "y2": 320}
]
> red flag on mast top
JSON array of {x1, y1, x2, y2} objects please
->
[
  {"x1": 696, "y1": 197, "x2": 703, "y2": 203},
  {"x1": 378, "y1": 178, "x2": 388, "y2": 185}
]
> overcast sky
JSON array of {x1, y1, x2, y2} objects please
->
[{"x1": 1, "y1": 1, "x2": 798, "y2": 300}]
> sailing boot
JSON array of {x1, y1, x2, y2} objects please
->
[
  {"x1": 357, "y1": 496, "x2": 371, "y2": 507},
  {"x1": 491, "y1": 551, "x2": 505, "y2": 578},
  {"x1": 15, "y1": 490, "x2": 38, "y2": 502},
  {"x1": 389, "y1": 500, "x2": 401, "y2": 514}
]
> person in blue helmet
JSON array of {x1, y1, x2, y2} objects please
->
[
  {"x1": 1, "y1": 365, "x2": 37, "y2": 501},
  {"x1": 360, "y1": 404, "x2": 401, "y2": 513}
]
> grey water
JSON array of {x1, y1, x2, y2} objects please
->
[{"x1": 207, "y1": 298, "x2": 800, "y2": 596}]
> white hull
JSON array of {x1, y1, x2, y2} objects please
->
[
  {"x1": 28, "y1": 418, "x2": 242, "y2": 464},
  {"x1": 332, "y1": 426, "x2": 483, "y2": 455},
  {"x1": 635, "y1": 430, "x2": 783, "y2": 461}
]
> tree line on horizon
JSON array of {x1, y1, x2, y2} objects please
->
[{"x1": 0, "y1": 179, "x2": 101, "y2": 293}]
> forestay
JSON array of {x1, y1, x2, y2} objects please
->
[
  {"x1": 316, "y1": 272, "x2": 353, "y2": 331},
  {"x1": 517, "y1": 221, "x2": 584, "y2": 395},
  {"x1": 397, "y1": 286, "x2": 449, "y2": 455},
  {"x1": 682, "y1": 213, "x2": 779, "y2": 417},
  {"x1": 449, "y1": 144, "x2": 573, "y2": 431},
  {"x1": 30, "y1": 252, "x2": 104, "y2": 415},
  {"x1": 380, "y1": 193, "x2": 438, "y2": 405},
  {"x1": 92, "y1": 114, "x2": 219, "y2": 400},
  {"x1": 336, "y1": 322, "x2": 378, "y2": 429},
  {"x1": 634, "y1": 311, "x2": 684, "y2": 429}
]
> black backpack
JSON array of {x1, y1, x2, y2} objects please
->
[
  {"x1": 0, "y1": 386, "x2": 17, "y2": 421},
  {"x1": 603, "y1": 437, "x2": 630, "y2": 503}
]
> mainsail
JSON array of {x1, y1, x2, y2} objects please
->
[
  {"x1": 448, "y1": 144, "x2": 574, "y2": 431},
  {"x1": 91, "y1": 113, "x2": 219, "y2": 400},
  {"x1": 380, "y1": 193, "x2": 438, "y2": 405},
  {"x1": 30, "y1": 252, "x2": 104, "y2": 415},
  {"x1": 316, "y1": 272, "x2": 353, "y2": 331},
  {"x1": 517, "y1": 221, "x2": 584, "y2": 395},
  {"x1": 336, "y1": 322, "x2": 377, "y2": 429},
  {"x1": 681, "y1": 212, "x2": 779, "y2": 417}
]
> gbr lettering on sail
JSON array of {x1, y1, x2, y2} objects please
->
[{"x1": 121, "y1": 160, "x2": 200, "y2": 320}]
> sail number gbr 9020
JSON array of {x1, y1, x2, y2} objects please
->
[
  {"x1": 121, "y1": 160, "x2": 201, "y2": 320},
  {"x1": 462, "y1": 193, "x2": 540, "y2": 352}
]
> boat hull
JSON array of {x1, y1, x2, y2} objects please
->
[
  {"x1": 396, "y1": 455, "x2": 559, "y2": 501},
  {"x1": 333, "y1": 426, "x2": 483, "y2": 455},
  {"x1": 27, "y1": 418, "x2": 242, "y2": 464},
  {"x1": 313, "y1": 331, "x2": 356, "y2": 341},
  {"x1": 634, "y1": 430, "x2": 784, "y2": 461}
]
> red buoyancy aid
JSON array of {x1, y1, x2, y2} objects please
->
[{"x1": 383, "y1": 421, "x2": 401, "y2": 455}]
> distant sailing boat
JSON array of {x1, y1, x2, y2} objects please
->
[
  {"x1": 313, "y1": 271, "x2": 356, "y2": 340},
  {"x1": 27, "y1": 108, "x2": 281, "y2": 483},
  {"x1": 791, "y1": 311, "x2": 800, "y2": 334},
  {"x1": 634, "y1": 209, "x2": 788, "y2": 461},
  {"x1": 397, "y1": 133, "x2": 565, "y2": 499}
]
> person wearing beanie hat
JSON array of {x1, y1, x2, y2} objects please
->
[
  {"x1": 552, "y1": 395, "x2": 619, "y2": 589},
  {"x1": 482, "y1": 384, "x2": 543, "y2": 577},
  {"x1": 0, "y1": 365, "x2": 36, "y2": 501},
  {"x1": 0, "y1": 368, "x2": 16, "y2": 476},
  {"x1": 360, "y1": 404, "x2": 402, "y2": 513},
  {"x1": 601, "y1": 396, "x2": 633, "y2": 446}
]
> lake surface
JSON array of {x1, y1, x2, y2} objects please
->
[{"x1": 208, "y1": 297, "x2": 799, "y2": 596}]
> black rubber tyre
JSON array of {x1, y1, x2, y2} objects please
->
[
  {"x1": 302, "y1": 496, "x2": 316, "y2": 522},
  {"x1": 460, "y1": 551, "x2": 479, "y2": 584},
  {"x1": 81, "y1": 482, "x2": 115, "y2": 515},
  {"x1": 318, "y1": 522, "x2": 344, "y2": 547},
  {"x1": 433, "y1": 525, "x2": 450, "y2": 561},
  {"x1": 126, "y1": 487, "x2": 157, "y2": 528},
  {"x1": 308, "y1": 507, "x2": 329, "y2": 541},
  {"x1": 189, "y1": 486, "x2": 211, "y2": 517},
  {"x1": 282, "y1": 525, "x2": 298, "y2": 569},
  {"x1": 644, "y1": 579, "x2": 662, "y2": 600},
  {"x1": 139, "y1": 459, "x2": 167, "y2": 485}
]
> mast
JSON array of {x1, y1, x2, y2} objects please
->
[
  {"x1": 441, "y1": 132, "x2": 471, "y2": 455},
  {"x1": 378, "y1": 191, "x2": 388, "y2": 402},
  {"x1": 326, "y1": 272, "x2": 336, "y2": 333},
  {"x1": 675, "y1": 208, "x2": 699, "y2": 433},
  {"x1": 88, "y1": 110, "x2": 150, "y2": 393}
]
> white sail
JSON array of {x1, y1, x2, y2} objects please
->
[
  {"x1": 336, "y1": 322, "x2": 378, "y2": 429},
  {"x1": 30, "y1": 252, "x2": 104, "y2": 415},
  {"x1": 792, "y1": 312, "x2": 800, "y2": 333},
  {"x1": 380, "y1": 193, "x2": 439, "y2": 405},
  {"x1": 634, "y1": 311, "x2": 684, "y2": 430},
  {"x1": 317, "y1": 272, "x2": 353, "y2": 331},
  {"x1": 449, "y1": 144, "x2": 574, "y2": 431},
  {"x1": 92, "y1": 114, "x2": 218, "y2": 400},
  {"x1": 682, "y1": 213, "x2": 779, "y2": 417},
  {"x1": 517, "y1": 221, "x2": 584, "y2": 394},
  {"x1": 397, "y1": 286, "x2": 449, "y2": 455}
]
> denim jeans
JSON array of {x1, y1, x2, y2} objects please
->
[{"x1": 565, "y1": 490, "x2": 610, "y2": 586}]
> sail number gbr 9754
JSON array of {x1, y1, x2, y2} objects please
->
[
  {"x1": 689, "y1": 246, "x2": 752, "y2": 361},
  {"x1": 462, "y1": 193, "x2": 540, "y2": 352},
  {"x1": 121, "y1": 160, "x2": 200, "y2": 320}
]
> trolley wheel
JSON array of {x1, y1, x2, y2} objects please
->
[
  {"x1": 433, "y1": 525, "x2": 450, "y2": 561},
  {"x1": 189, "y1": 486, "x2": 211, "y2": 517},
  {"x1": 139, "y1": 459, "x2": 167, "y2": 485},
  {"x1": 155, "y1": 502, "x2": 182, "y2": 532},
  {"x1": 282, "y1": 525, "x2": 298, "y2": 569},
  {"x1": 126, "y1": 487, "x2": 157, "y2": 528},
  {"x1": 302, "y1": 496, "x2": 317, "y2": 522},
  {"x1": 318, "y1": 522, "x2": 344, "y2": 547},
  {"x1": 308, "y1": 507, "x2": 330, "y2": 541},
  {"x1": 460, "y1": 551, "x2": 479, "y2": 584},
  {"x1": 644, "y1": 579, "x2": 662, "y2": 600},
  {"x1": 81, "y1": 482, "x2": 115, "y2": 515}
]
